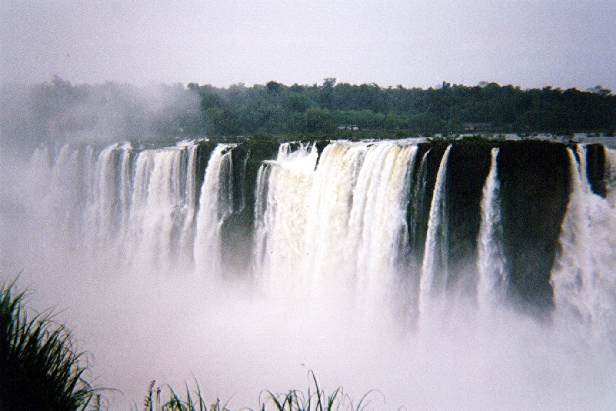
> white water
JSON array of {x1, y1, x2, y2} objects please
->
[
  {"x1": 3, "y1": 139, "x2": 616, "y2": 411},
  {"x1": 179, "y1": 142, "x2": 200, "y2": 262},
  {"x1": 349, "y1": 142, "x2": 416, "y2": 314},
  {"x1": 90, "y1": 143, "x2": 121, "y2": 246},
  {"x1": 253, "y1": 142, "x2": 318, "y2": 290},
  {"x1": 194, "y1": 144, "x2": 235, "y2": 276},
  {"x1": 477, "y1": 147, "x2": 506, "y2": 310},
  {"x1": 128, "y1": 148, "x2": 185, "y2": 269},
  {"x1": 551, "y1": 145, "x2": 616, "y2": 348},
  {"x1": 254, "y1": 140, "x2": 418, "y2": 317},
  {"x1": 419, "y1": 145, "x2": 452, "y2": 318}
]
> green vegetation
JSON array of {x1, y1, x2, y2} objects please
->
[
  {"x1": 191, "y1": 80, "x2": 616, "y2": 138},
  {"x1": 4, "y1": 78, "x2": 613, "y2": 155},
  {"x1": 0, "y1": 278, "x2": 99, "y2": 410},
  {"x1": 1, "y1": 279, "x2": 376, "y2": 411},
  {"x1": 136, "y1": 372, "x2": 379, "y2": 411},
  {"x1": 259, "y1": 372, "x2": 378, "y2": 411}
]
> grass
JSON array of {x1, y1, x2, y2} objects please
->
[
  {"x1": 260, "y1": 371, "x2": 379, "y2": 411},
  {"x1": 1, "y1": 278, "x2": 380, "y2": 411},
  {"x1": 136, "y1": 371, "x2": 381, "y2": 411},
  {"x1": 0, "y1": 277, "x2": 99, "y2": 411}
]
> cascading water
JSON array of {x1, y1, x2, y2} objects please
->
[
  {"x1": 551, "y1": 145, "x2": 616, "y2": 347},
  {"x1": 419, "y1": 144, "x2": 452, "y2": 318},
  {"x1": 348, "y1": 142, "x2": 416, "y2": 313},
  {"x1": 253, "y1": 140, "x2": 418, "y2": 316},
  {"x1": 477, "y1": 147, "x2": 506, "y2": 310},
  {"x1": 178, "y1": 141, "x2": 200, "y2": 261},
  {"x1": 24, "y1": 138, "x2": 616, "y2": 321},
  {"x1": 91, "y1": 143, "x2": 122, "y2": 244},
  {"x1": 252, "y1": 142, "x2": 318, "y2": 290},
  {"x1": 194, "y1": 143, "x2": 236, "y2": 276},
  {"x1": 116, "y1": 143, "x2": 133, "y2": 246},
  {"x1": 7, "y1": 137, "x2": 616, "y2": 411},
  {"x1": 408, "y1": 150, "x2": 430, "y2": 250},
  {"x1": 126, "y1": 147, "x2": 188, "y2": 268}
]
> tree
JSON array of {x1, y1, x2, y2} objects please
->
[{"x1": 305, "y1": 108, "x2": 336, "y2": 133}]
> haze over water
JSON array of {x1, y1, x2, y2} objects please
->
[
  {"x1": 2, "y1": 1, "x2": 616, "y2": 409},
  {"x1": 2, "y1": 138, "x2": 616, "y2": 410}
]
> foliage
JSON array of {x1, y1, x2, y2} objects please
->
[
  {"x1": 0, "y1": 278, "x2": 99, "y2": 411},
  {"x1": 137, "y1": 372, "x2": 380, "y2": 411},
  {"x1": 260, "y1": 371, "x2": 379, "y2": 411},
  {"x1": 136, "y1": 379, "x2": 229, "y2": 411},
  {"x1": 5, "y1": 78, "x2": 614, "y2": 153},
  {"x1": 190, "y1": 80, "x2": 616, "y2": 137}
]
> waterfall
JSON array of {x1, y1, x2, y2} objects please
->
[
  {"x1": 193, "y1": 143, "x2": 236, "y2": 276},
  {"x1": 408, "y1": 150, "x2": 430, "y2": 254},
  {"x1": 14, "y1": 138, "x2": 616, "y2": 411},
  {"x1": 477, "y1": 147, "x2": 506, "y2": 310},
  {"x1": 551, "y1": 145, "x2": 616, "y2": 347},
  {"x1": 303, "y1": 141, "x2": 366, "y2": 290},
  {"x1": 348, "y1": 142, "x2": 417, "y2": 312},
  {"x1": 48, "y1": 140, "x2": 199, "y2": 269},
  {"x1": 118, "y1": 143, "x2": 133, "y2": 239},
  {"x1": 127, "y1": 148, "x2": 154, "y2": 256},
  {"x1": 252, "y1": 162, "x2": 274, "y2": 276},
  {"x1": 253, "y1": 139, "x2": 417, "y2": 311},
  {"x1": 91, "y1": 143, "x2": 121, "y2": 244},
  {"x1": 252, "y1": 142, "x2": 318, "y2": 290},
  {"x1": 126, "y1": 147, "x2": 187, "y2": 268},
  {"x1": 178, "y1": 142, "x2": 200, "y2": 262},
  {"x1": 21, "y1": 138, "x2": 616, "y2": 331},
  {"x1": 419, "y1": 144, "x2": 452, "y2": 316},
  {"x1": 49, "y1": 144, "x2": 82, "y2": 224}
]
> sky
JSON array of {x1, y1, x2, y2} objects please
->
[{"x1": 1, "y1": 0, "x2": 615, "y2": 90}]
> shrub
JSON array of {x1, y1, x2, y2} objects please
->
[{"x1": 0, "y1": 278, "x2": 98, "y2": 411}]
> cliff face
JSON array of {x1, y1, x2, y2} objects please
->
[
  {"x1": 48, "y1": 138, "x2": 605, "y2": 313},
  {"x1": 208, "y1": 138, "x2": 607, "y2": 312},
  {"x1": 497, "y1": 141, "x2": 571, "y2": 310}
]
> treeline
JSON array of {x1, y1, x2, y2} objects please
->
[
  {"x1": 193, "y1": 79, "x2": 616, "y2": 137},
  {"x1": 2, "y1": 77, "x2": 615, "y2": 156}
]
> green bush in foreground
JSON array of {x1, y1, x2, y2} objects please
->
[{"x1": 0, "y1": 278, "x2": 98, "y2": 411}]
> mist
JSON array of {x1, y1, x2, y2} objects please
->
[
  {"x1": 5, "y1": 236, "x2": 616, "y2": 411},
  {"x1": 2, "y1": 137, "x2": 616, "y2": 411},
  {"x1": 16, "y1": 271, "x2": 616, "y2": 410},
  {"x1": 3, "y1": 0, "x2": 616, "y2": 406},
  {"x1": 0, "y1": 78, "x2": 202, "y2": 159}
]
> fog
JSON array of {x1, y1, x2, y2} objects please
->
[
  {"x1": 4, "y1": 236, "x2": 616, "y2": 411},
  {"x1": 0, "y1": 79, "x2": 202, "y2": 159},
  {"x1": 2, "y1": 136, "x2": 616, "y2": 411}
]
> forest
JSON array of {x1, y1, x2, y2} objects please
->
[
  {"x1": 193, "y1": 79, "x2": 616, "y2": 137},
  {"x1": 1, "y1": 77, "x2": 615, "y2": 155}
]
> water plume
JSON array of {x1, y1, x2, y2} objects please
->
[{"x1": 2, "y1": 138, "x2": 616, "y2": 410}]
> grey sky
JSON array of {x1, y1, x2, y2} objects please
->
[{"x1": 1, "y1": 0, "x2": 615, "y2": 89}]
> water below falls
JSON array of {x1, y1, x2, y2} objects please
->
[{"x1": 2, "y1": 138, "x2": 616, "y2": 410}]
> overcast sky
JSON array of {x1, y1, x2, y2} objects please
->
[{"x1": 1, "y1": 0, "x2": 615, "y2": 90}]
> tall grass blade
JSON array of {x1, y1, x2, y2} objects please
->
[{"x1": 1, "y1": 278, "x2": 99, "y2": 411}]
